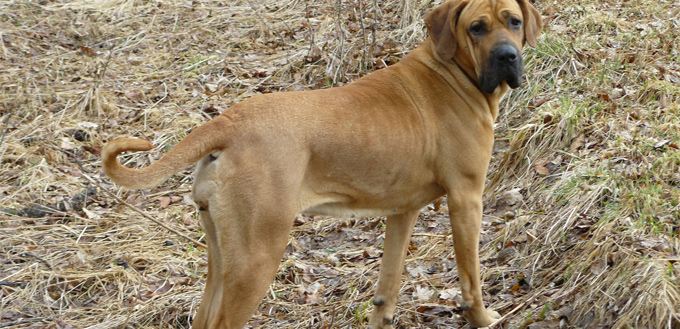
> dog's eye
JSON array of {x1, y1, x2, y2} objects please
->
[
  {"x1": 509, "y1": 18, "x2": 522, "y2": 29},
  {"x1": 469, "y1": 23, "x2": 487, "y2": 35}
]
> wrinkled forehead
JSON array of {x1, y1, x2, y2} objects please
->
[{"x1": 459, "y1": 0, "x2": 522, "y2": 24}]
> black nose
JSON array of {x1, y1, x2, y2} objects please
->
[{"x1": 494, "y1": 44, "x2": 519, "y2": 65}]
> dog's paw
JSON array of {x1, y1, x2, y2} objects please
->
[
  {"x1": 464, "y1": 308, "x2": 501, "y2": 328},
  {"x1": 367, "y1": 315, "x2": 395, "y2": 329}
]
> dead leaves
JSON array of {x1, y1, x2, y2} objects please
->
[
  {"x1": 277, "y1": 209, "x2": 494, "y2": 326},
  {"x1": 533, "y1": 156, "x2": 563, "y2": 176},
  {"x1": 569, "y1": 134, "x2": 585, "y2": 151},
  {"x1": 154, "y1": 195, "x2": 183, "y2": 208},
  {"x1": 292, "y1": 282, "x2": 323, "y2": 305},
  {"x1": 413, "y1": 287, "x2": 466, "y2": 326},
  {"x1": 2, "y1": 0, "x2": 678, "y2": 327},
  {"x1": 529, "y1": 96, "x2": 552, "y2": 110},
  {"x1": 138, "y1": 275, "x2": 196, "y2": 302},
  {"x1": 653, "y1": 139, "x2": 679, "y2": 151},
  {"x1": 79, "y1": 45, "x2": 97, "y2": 57},
  {"x1": 124, "y1": 88, "x2": 145, "y2": 101},
  {"x1": 494, "y1": 188, "x2": 524, "y2": 210},
  {"x1": 533, "y1": 159, "x2": 550, "y2": 175},
  {"x1": 3, "y1": 186, "x2": 98, "y2": 219}
]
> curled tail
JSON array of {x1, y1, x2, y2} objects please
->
[{"x1": 101, "y1": 115, "x2": 231, "y2": 189}]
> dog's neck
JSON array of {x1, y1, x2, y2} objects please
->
[{"x1": 408, "y1": 38, "x2": 504, "y2": 121}]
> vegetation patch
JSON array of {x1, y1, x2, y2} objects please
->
[{"x1": 1, "y1": 0, "x2": 678, "y2": 328}]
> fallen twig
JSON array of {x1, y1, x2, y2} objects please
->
[
  {"x1": 49, "y1": 144, "x2": 207, "y2": 249},
  {"x1": 81, "y1": 171, "x2": 207, "y2": 249}
]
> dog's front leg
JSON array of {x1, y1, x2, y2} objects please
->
[
  {"x1": 369, "y1": 210, "x2": 420, "y2": 329},
  {"x1": 447, "y1": 192, "x2": 501, "y2": 328}
]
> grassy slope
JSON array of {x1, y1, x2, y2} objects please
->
[
  {"x1": 0, "y1": 0, "x2": 678, "y2": 328},
  {"x1": 484, "y1": 0, "x2": 680, "y2": 327}
]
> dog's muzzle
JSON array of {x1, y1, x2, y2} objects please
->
[{"x1": 479, "y1": 44, "x2": 524, "y2": 94}]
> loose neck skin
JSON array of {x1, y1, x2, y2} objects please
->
[{"x1": 416, "y1": 37, "x2": 508, "y2": 122}]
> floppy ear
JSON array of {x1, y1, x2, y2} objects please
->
[
  {"x1": 425, "y1": 0, "x2": 469, "y2": 62},
  {"x1": 517, "y1": 0, "x2": 543, "y2": 47}
]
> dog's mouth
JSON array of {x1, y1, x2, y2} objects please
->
[
  {"x1": 478, "y1": 44, "x2": 524, "y2": 94},
  {"x1": 479, "y1": 70, "x2": 523, "y2": 94}
]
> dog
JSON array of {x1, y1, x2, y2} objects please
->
[{"x1": 101, "y1": 0, "x2": 541, "y2": 327}]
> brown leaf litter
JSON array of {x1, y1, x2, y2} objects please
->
[{"x1": 1, "y1": 0, "x2": 679, "y2": 328}]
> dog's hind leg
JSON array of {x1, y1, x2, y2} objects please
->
[
  {"x1": 192, "y1": 207, "x2": 222, "y2": 329},
  {"x1": 192, "y1": 201, "x2": 297, "y2": 329},
  {"x1": 368, "y1": 209, "x2": 420, "y2": 329},
  {"x1": 190, "y1": 153, "x2": 301, "y2": 329}
]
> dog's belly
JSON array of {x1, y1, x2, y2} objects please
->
[
  {"x1": 303, "y1": 203, "x2": 407, "y2": 218},
  {"x1": 300, "y1": 182, "x2": 445, "y2": 218}
]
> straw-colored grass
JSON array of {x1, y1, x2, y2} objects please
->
[{"x1": 1, "y1": 0, "x2": 678, "y2": 328}]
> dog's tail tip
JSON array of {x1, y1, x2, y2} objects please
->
[
  {"x1": 106, "y1": 138, "x2": 155, "y2": 153},
  {"x1": 101, "y1": 138, "x2": 160, "y2": 189},
  {"x1": 101, "y1": 138, "x2": 155, "y2": 166}
]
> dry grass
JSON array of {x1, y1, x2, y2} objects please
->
[{"x1": 1, "y1": 0, "x2": 679, "y2": 328}]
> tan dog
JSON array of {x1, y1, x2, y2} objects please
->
[{"x1": 102, "y1": 0, "x2": 541, "y2": 327}]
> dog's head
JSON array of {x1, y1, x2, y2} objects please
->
[{"x1": 425, "y1": 0, "x2": 542, "y2": 94}]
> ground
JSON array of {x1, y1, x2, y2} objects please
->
[{"x1": 0, "y1": 0, "x2": 679, "y2": 328}]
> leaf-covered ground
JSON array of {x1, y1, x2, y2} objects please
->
[{"x1": 1, "y1": 0, "x2": 678, "y2": 328}]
